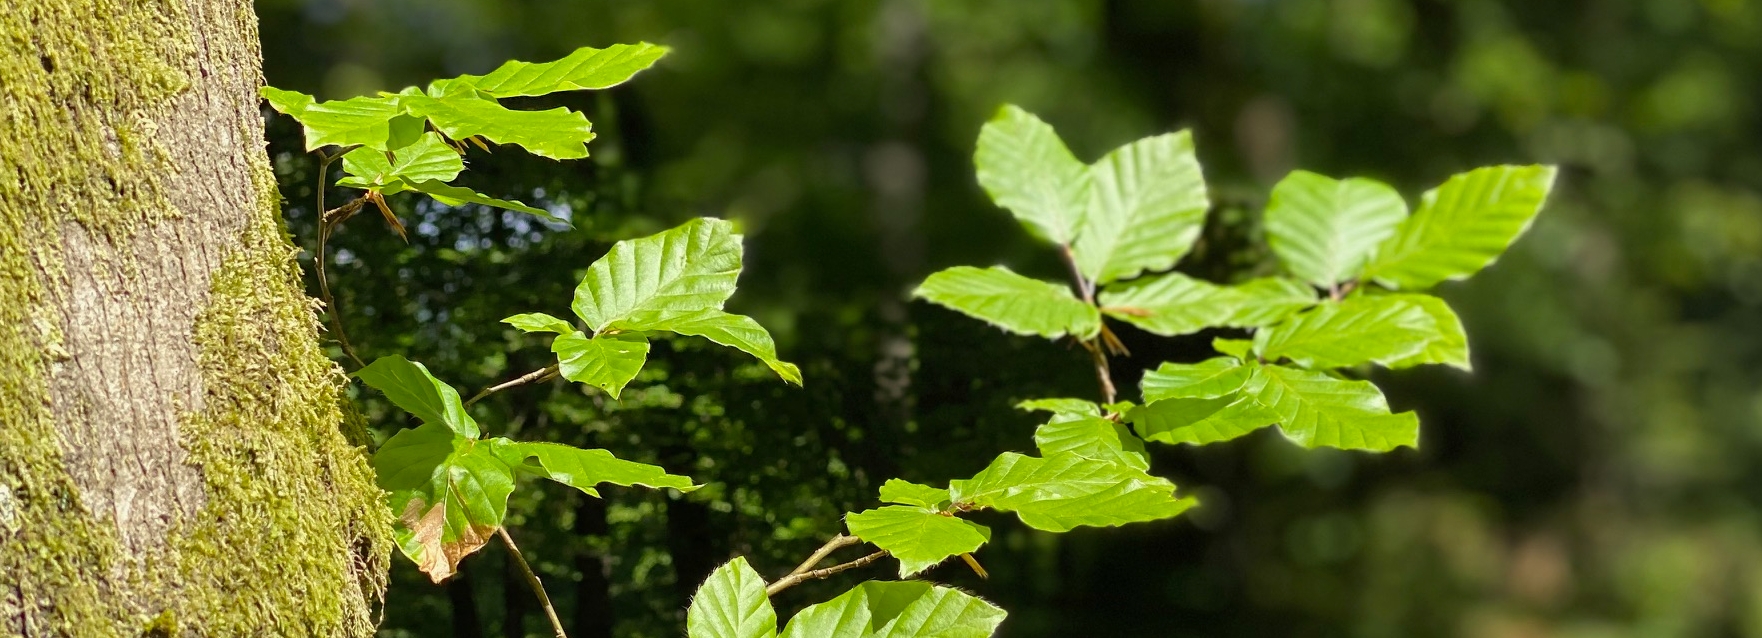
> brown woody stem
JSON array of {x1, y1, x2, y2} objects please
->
[
  {"x1": 465, "y1": 364, "x2": 561, "y2": 407},
  {"x1": 498, "y1": 528, "x2": 568, "y2": 638},
  {"x1": 765, "y1": 549, "x2": 889, "y2": 597}
]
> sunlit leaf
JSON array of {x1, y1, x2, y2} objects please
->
[
  {"x1": 572, "y1": 217, "x2": 742, "y2": 331},
  {"x1": 1098, "y1": 273, "x2": 1314, "y2": 337},
  {"x1": 337, "y1": 132, "x2": 463, "y2": 188},
  {"x1": 1141, "y1": 357, "x2": 1254, "y2": 402},
  {"x1": 489, "y1": 439, "x2": 697, "y2": 498},
  {"x1": 950, "y1": 452, "x2": 1196, "y2": 532},
  {"x1": 1032, "y1": 416, "x2": 1149, "y2": 471},
  {"x1": 401, "y1": 93, "x2": 596, "y2": 160},
  {"x1": 878, "y1": 479, "x2": 950, "y2": 509},
  {"x1": 1253, "y1": 295, "x2": 1439, "y2": 368},
  {"x1": 1264, "y1": 171, "x2": 1408, "y2": 287},
  {"x1": 1247, "y1": 364, "x2": 1419, "y2": 451},
  {"x1": 552, "y1": 331, "x2": 649, "y2": 399},
  {"x1": 502, "y1": 312, "x2": 575, "y2": 334},
  {"x1": 687, "y1": 557, "x2": 776, "y2": 638},
  {"x1": 615, "y1": 308, "x2": 801, "y2": 385},
  {"x1": 1383, "y1": 294, "x2": 1471, "y2": 371},
  {"x1": 973, "y1": 105, "x2": 1090, "y2": 244},
  {"x1": 373, "y1": 423, "x2": 512, "y2": 582},
  {"x1": 356, "y1": 355, "x2": 479, "y2": 439},
  {"x1": 846, "y1": 506, "x2": 991, "y2": 578},
  {"x1": 456, "y1": 43, "x2": 670, "y2": 98},
  {"x1": 1128, "y1": 395, "x2": 1277, "y2": 446},
  {"x1": 263, "y1": 91, "x2": 418, "y2": 151},
  {"x1": 1212, "y1": 338, "x2": 1253, "y2": 360},
  {"x1": 1363, "y1": 165, "x2": 1558, "y2": 289},
  {"x1": 778, "y1": 581, "x2": 1006, "y2": 638},
  {"x1": 913, "y1": 266, "x2": 1100, "y2": 339},
  {"x1": 1015, "y1": 397, "x2": 1101, "y2": 418},
  {"x1": 1073, "y1": 131, "x2": 1209, "y2": 284}
]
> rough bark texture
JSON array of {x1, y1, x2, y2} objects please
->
[{"x1": 0, "y1": 0, "x2": 392, "y2": 635}]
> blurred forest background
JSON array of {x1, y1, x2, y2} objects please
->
[{"x1": 253, "y1": 0, "x2": 1762, "y2": 636}]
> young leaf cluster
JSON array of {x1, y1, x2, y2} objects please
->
[
  {"x1": 917, "y1": 105, "x2": 1556, "y2": 454},
  {"x1": 262, "y1": 43, "x2": 667, "y2": 226},
  {"x1": 686, "y1": 558, "x2": 1006, "y2": 638}
]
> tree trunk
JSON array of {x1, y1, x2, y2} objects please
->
[{"x1": 0, "y1": 0, "x2": 391, "y2": 636}]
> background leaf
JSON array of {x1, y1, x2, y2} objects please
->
[
  {"x1": 973, "y1": 105, "x2": 1091, "y2": 244},
  {"x1": 913, "y1": 266, "x2": 1100, "y2": 339},
  {"x1": 846, "y1": 506, "x2": 991, "y2": 577},
  {"x1": 572, "y1": 217, "x2": 742, "y2": 331},
  {"x1": 552, "y1": 331, "x2": 649, "y2": 399},
  {"x1": 356, "y1": 355, "x2": 479, "y2": 438},
  {"x1": 687, "y1": 557, "x2": 777, "y2": 638},
  {"x1": 1264, "y1": 171, "x2": 1408, "y2": 286},
  {"x1": 1363, "y1": 165, "x2": 1558, "y2": 289},
  {"x1": 1073, "y1": 131, "x2": 1210, "y2": 284}
]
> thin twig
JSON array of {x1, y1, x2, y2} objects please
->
[
  {"x1": 1057, "y1": 244, "x2": 1095, "y2": 303},
  {"x1": 311, "y1": 151, "x2": 366, "y2": 368},
  {"x1": 765, "y1": 550, "x2": 889, "y2": 597},
  {"x1": 1080, "y1": 339, "x2": 1118, "y2": 405},
  {"x1": 465, "y1": 364, "x2": 560, "y2": 407},
  {"x1": 781, "y1": 534, "x2": 863, "y2": 581},
  {"x1": 498, "y1": 528, "x2": 568, "y2": 638}
]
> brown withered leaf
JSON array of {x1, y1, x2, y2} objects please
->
[{"x1": 400, "y1": 497, "x2": 494, "y2": 583}]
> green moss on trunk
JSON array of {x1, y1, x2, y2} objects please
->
[{"x1": 0, "y1": 0, "x2": 391, "y2": 634}]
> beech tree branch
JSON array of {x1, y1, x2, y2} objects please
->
[
  {"x1": 765, "y1": 550, "x2": 889, "y2": 597},
  {"x1": 466, "y1": 364, "x2": 561, "y2": 407}
]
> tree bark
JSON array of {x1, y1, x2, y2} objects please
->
[{"x1": 0, "y1": 0, "x2": 391, "y2": 635}]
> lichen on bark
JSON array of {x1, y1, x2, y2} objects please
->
[{"x1": 0, "y1": 0, "x2": 391, "y2": 634}]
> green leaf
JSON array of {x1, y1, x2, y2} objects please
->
[
  {"x1": 279, "y1": 93, "x2": 419, "y2": 151},
  {"x1": 913, "y1": 266, "x2": 1100, "y2": 339},
  {"x1": 402, "y1": 179, "x2": 560, "y2": 221},
  {"x1": 1015, "y1": 397, "x2": 1101, "y2": 418},
  {"x1": 573, "y1": 218, "x2": 743, "y2": 331},
  {"x1": 1264, "y1": 171, "x2": 1408, "y2": 287},
  {"x1": 1141, "y1": 357, "x2": 1254, "y2": 402},
  {"x1": 260, "y1": 86, "x2": 315, "y2": 117},
  {"x1": 337, "y1": 132, "x2": 463, "y2": 188},
  {"x1": 373, "y1": 423, "x2": 513, "y2": 582},
  {"x1": 1128, "y1": 395, "x2": 1277, "y2": 446},
  {"x1": 778, "y1": 581, "x2": 1006, "y2": 638},
  {"x1": 502, "y1": 312, "x2": 575, "y2": 334},
  {"x1": 615, "y1": 309, "x2": 802, "y2": 385},
  {"x1": 1212, "y1": 338, "x2": 1253, "y2": 360},
  {"x1": 846, "y1": 506, "x2": 991, "y2": 578},
  {"x1": 1073, "y1": 131, "x2": 1210, "y2": 284},
  {"x1": 1098, "y1": 272, "x2": 1315, "y2": 337},
  {"x1": 489, "y1": 439, "x2": 697, "y2": 497},
  {"x1": 950, "y1": 452, "x2": 1196, "y2": 532},
  {"x1": 1247, "y1": 364, "x2": 1419, "y2": 451},
  {"x1": 687, "y1": 557, "x2": 776, "y2": 638},
  {"x1": 1363, "y1": 165, "x2": 1558, "y2": 289},
  {"x1": 356, "y1": 355, "x2": 479, "y2": 439},
  {"x1": 1033, "y1": 416, "x2": 1149, "y2": 471},
  {"x1": 973, "y1": 105, "x2": 1091, "y2": 244},
  {"x1": 552, "y1": 331, "x2": 649, "y2": 399},
  {"x1": 878, "y1": 479, "x2": 950, "y2": 509},
  {"x1": 400, "y1": 93, "x2": 596, "y2": 160},
  {"x1": 1253, "y1": 295, "x2": 1440, "y2": 369},
  {"x1": 1383, "y1": 294, "x2": 1471, "y2": 371},
  {"x1": 455, "y1": 43, "x2": 669, "y2": 98}
]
